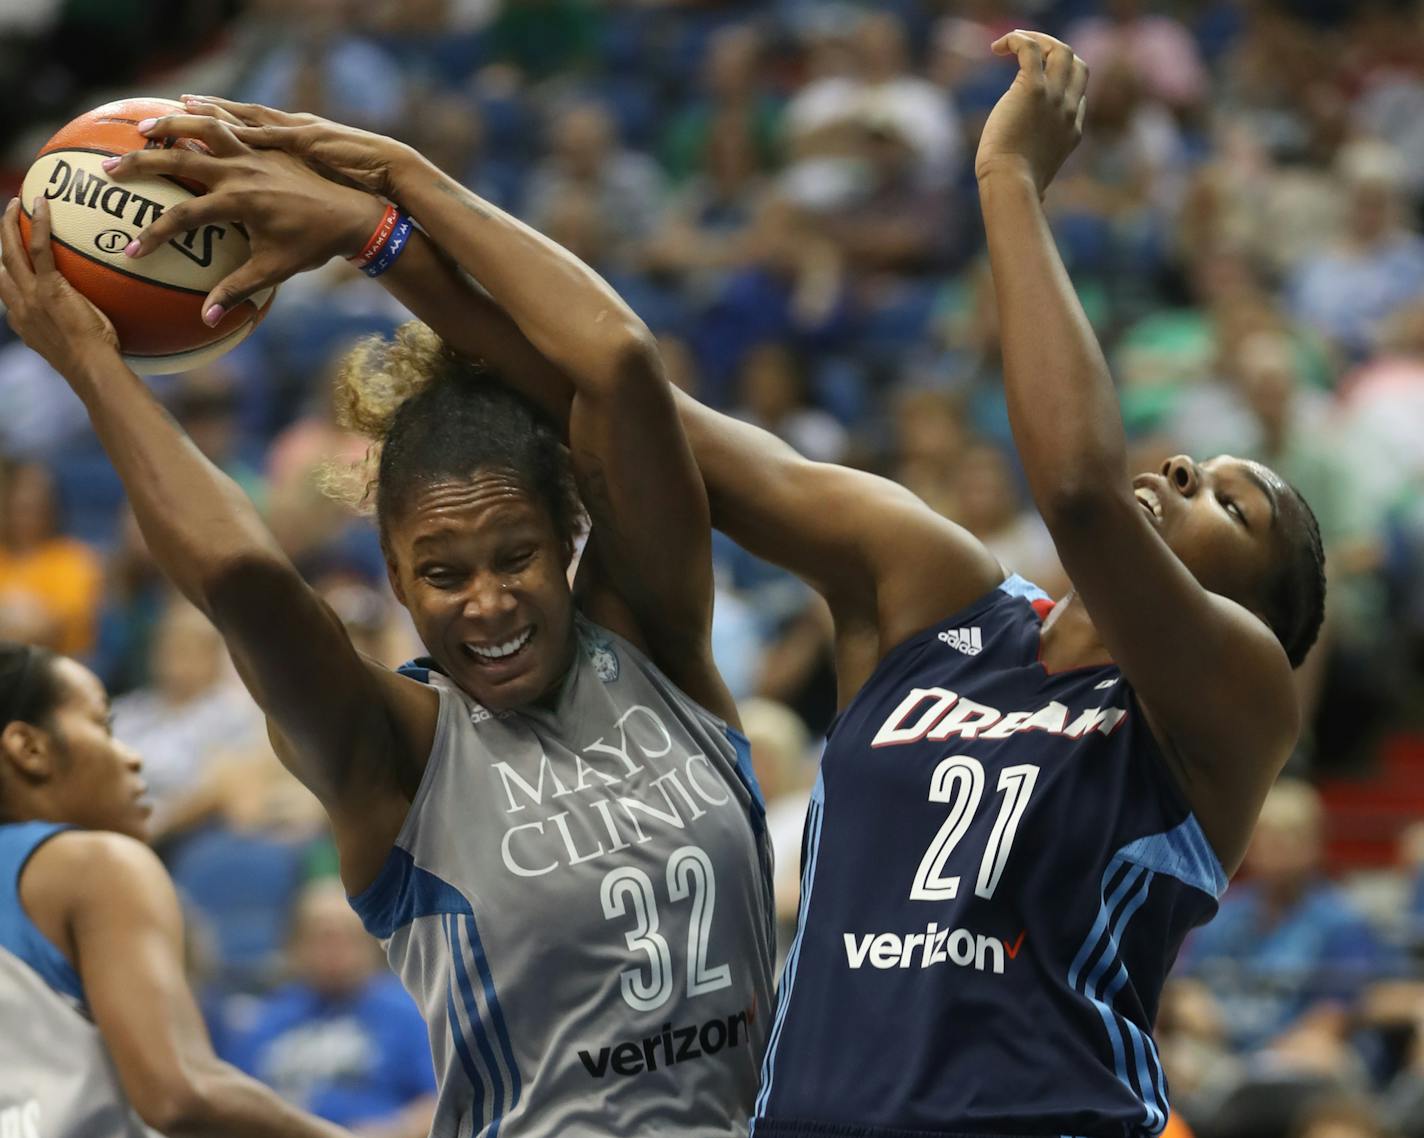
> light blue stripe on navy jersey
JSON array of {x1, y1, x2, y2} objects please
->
[
  {"x1": 460, "y1": 913, "x2": 523, "y2": 1130},
  {"x1": 998, "y1": 573, "x2": 1052, "y2": 604},
  {"x1": 1066, "y1": 812, "x2": 1227, "y2": 1138},
  {"x1": 1071, "y1": 856, "x2": 1164, "y2": 1133},
  {"x1": 1117, "y1": 814, "x2": 1227, "y2": 899},
  {"x1": 753, "y1": 769, "x2": 826, "y2": 1125}
]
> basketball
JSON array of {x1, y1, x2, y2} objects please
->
[{"x1": 18, "y1": 97, "x2": 274, "y2": 375}]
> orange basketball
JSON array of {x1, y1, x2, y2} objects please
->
[{"x1": 18, "y1": 97, "x2": 275, "y2": 375}]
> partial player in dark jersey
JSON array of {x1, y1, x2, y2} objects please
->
[
  {"x1": 0, "y1": 641, "x2": 353, "y2": 1138},
  {"x1": 101, "y1": 39, "x2": 1323, "y2": 1136}
]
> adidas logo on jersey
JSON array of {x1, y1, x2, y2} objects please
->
[{"x1": 938, "y1": 627, "x2": 983, "y2": 655}]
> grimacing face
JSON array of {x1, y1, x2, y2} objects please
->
[
  {"x1": 26, "y1": 658, "x2": 150, "y2": 840},
  {"x1": 1131, "y1": 454, "x2": 1288, "y2": 619},
  {"x1": 384, "y1": 469, "x2": 577, "y2": 712}
]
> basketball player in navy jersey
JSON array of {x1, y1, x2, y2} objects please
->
[
  {"x1": 96, "y1": 35, "x2": 1323, "y2": 1136},
  {"x1": 0, "y1": 641, "x2": 353, "y2": 1137}
]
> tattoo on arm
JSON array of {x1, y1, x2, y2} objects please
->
[{"x1": 433, "y1": 178, "x2": 494, "y2": 221}]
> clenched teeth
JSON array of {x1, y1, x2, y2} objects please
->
[{"x1": 466, "y1": 627, "x2": 533, "y2": 660}]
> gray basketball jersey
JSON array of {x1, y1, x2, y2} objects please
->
[
  {"x1": 0, "y1": 824, "x2": 158, "y2": 1138},
  {"x1": 351, "y1": 616, "x2": 775, "y2": 1138}
]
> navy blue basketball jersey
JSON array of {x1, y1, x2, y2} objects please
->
[{"x1": 753, "y1": 576, "x2": 1228, "y2": 1138}]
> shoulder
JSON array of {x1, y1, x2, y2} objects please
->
[
  {"x1": 26, "y1": 829, "x2": 163, "y2": 886},
  {"x1": 22, "y1": 831, "x2": 174, "y2": 941}
]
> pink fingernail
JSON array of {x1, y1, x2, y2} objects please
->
[
  {"x1": 203, "y1": 304, "x2": 225, "y2": 326},
  {"x1": 101, "y1": 156, "x2": 120, "y2": 171},
  {"x1": 137, "y1": 117, "x2": 158, "y2": 133},
  {"x1": 123, "y1": 240, "x2": 140, "y2": 257}
]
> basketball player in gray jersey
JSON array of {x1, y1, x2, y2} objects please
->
[
  {"x1": 1, "y1": 113, "x2": 774, "y2": 1134},
  {"x1": 0, "y1": 641, "x2": 352, "y2": 1138}
]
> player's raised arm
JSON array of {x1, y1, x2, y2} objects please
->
[
  {"x1": 976, "y1": 32, "x2": 1313, "y2": 866},
  {"x1": 0, "y1": 198, "x2": 431, "y2": 892},
  {"x1": 114, "y1": 101, "x2": 1003, "y2": 700}
]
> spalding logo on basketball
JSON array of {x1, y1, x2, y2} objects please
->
[{"x1": 19, "y1": 97, "x2": 275, "y2": 375}]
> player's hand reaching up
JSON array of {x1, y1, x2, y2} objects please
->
[
  {"x1": 102, "y1": 108, "x2": 390, "y2": 325},
  {"x1": 0, "y1": 197, "x2": 119, "y2": 375},
  {"x1": 178, "y1": 96, "x2": 413, "y2": 199},
  {"x1": 974, "y1": 31, "x2": 1089, "y2": 197}
]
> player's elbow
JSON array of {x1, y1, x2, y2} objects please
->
[
  {"x1": 131, "y1": 1070, "x2": 221, "y2": 1136},
  {"x1": 1035, "y1": 475, "x2": 1129, "y2": 533},
  {"x1": 591, "y1": 319, "x2": 662, "y2": 396}
]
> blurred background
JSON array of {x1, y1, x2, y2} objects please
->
[{"x1": 1, "y1": 1, "x2": 1423, "y2": 1136}]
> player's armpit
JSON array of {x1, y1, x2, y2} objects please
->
[{"x1": 676, "y1": 391, "x2": 1004, "y2": 685}]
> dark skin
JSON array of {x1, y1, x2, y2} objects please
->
[
  {"x1": 98, "y1": 61, "x2": 1296, "y2": 874},
  {"x1": 0, "y1": 658, "x2": 350, "y2": 1138},
  {"x1": 0, "y1": 129, "x2": 731, "y2": 898}
]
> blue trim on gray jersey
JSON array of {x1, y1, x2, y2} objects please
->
[
  {"x1": 997, "y1": 573, "x2": 1052, "y2": 604},
  {"x1": 349, "y1": 845, "x2": 472, "y2": 940},
  {"x1": 754, "y1": 769, "x2": 826, "y2": 1125},
  {"x1": 0, "y1": 822, "x2": 83, "y2": 1005},
  {"x1": 724, "y1": 726, "x2": 766, "y2": 819}
]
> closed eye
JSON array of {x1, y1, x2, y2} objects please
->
[
  {"x1": 419, "y1": 566, "x2": 463, "y2": 589},
  {"x1": 498, "y1": 548, "x2": 537, "y2": 574}
]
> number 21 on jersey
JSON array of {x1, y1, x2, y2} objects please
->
[{"x1": 910, "y1": 756, "x2": 1039, "y2": 902}]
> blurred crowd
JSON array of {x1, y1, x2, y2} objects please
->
[{"x1": 2, "y1": 1, "x2": 1424, "y2": 1136}]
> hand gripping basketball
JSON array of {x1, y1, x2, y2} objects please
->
[
  {"x1": 104, "y1": 110, "x2": 388, "y2": 325},
  {"x1": 0, "y1": 197, "x2": 120, "y2": 376},
  {"x1": 974, "y1": 31, "x2": 1090, "y2": 196},
  {"x1": 177, "y1": 96, "x2": 414, "y2": 200}
]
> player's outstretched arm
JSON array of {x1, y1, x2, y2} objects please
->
[
  {"x1": 0, "y1": 198, "x2": 432, "y2": 893},
  {"x1": 977, "y1": 32, "x2": 1297, "y2": 867},
  {"x1": 111, "y1": 102, "x2": 1003, "y2": 701},
  {"x1": 23, "y1": 831, "x2": 353, "y2": 1138},
  {"x1": 120, "y1": 100, "x2": 731, "y2": 719}
]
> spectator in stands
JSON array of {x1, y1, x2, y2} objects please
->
[
  {"x1": 1288, "y1": 141, "x2": 1424, "y2": 362},
  {"x1": 660, "y1": 22, "x2": 781, "y2": 187},
  {"x1": 732, "y1": 341, "x2": 847, "y2": 464},
  {"x1": 524, "y1": 102, "x2": 666, "y2": 244},
  {"x1": 111, "y1": 597, "x2": 265, "y2": 828},
  {"x1": 224, "y1": 880, "x2": 436, "y2": 1138},
  {"x1": 947, "y1": 441, "x2": 1065, "y2": 595},
  {"x1": 240, "y1": 0, "x2": 406, "y2": 131},
  {"x1": 0, "y1": 460, "x2": 101, "y2": 656},
  {"x1": 1293, "y1": 1096, "x2": 1397, "y2": 1138},
  {"x1": 1064, "y1": 0, "x2": 1210, "y2": 113},
  {"x1": 785, "y1": 9, "x2": 961, "y2": 189},
  {"x1": 91, "y1": 508, "x2": 168, "y2": 696},
  {"x1": 1181, "y1": 779, "x2": 1395, "y2": 1058}
]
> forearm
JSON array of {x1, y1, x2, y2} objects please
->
[
  {"x1": 63, "y1": 350, "x2": 288, "y2": 612},
  {"x1": 978, "y1": 167, "x2": 1128, "y2": 512},
  {"x1": 158, "y1": 1063, "x2": 349, "y2": 1138},
  {"x1": 378, "y1": 231, "x2": 575, "y2": 426},
  {"x1": 388, "y1": 152, "x2": 653, "y2": 392}
]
